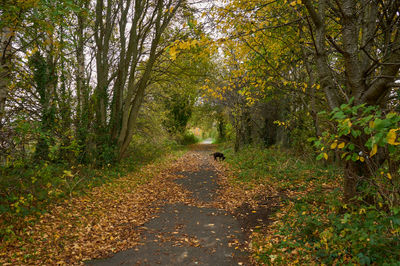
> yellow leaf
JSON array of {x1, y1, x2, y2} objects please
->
[
  {"x1": 369, "y1": 120, "x2": 375, "y2": 128},
  {"x1": 387, "y1": 129, "x2": 400, "y2": 145},
  {"x1": 338, "y1": 142, "x2": 345, "y2": 149},
  {"x1": 387, "y1": 173, "x2": 392, "y2": 180},
  {"x1": 169, "y1": 47, "x2": 177, "y2": 60},
  {"x1": 359, "y1": 157, "x2": 365, "y2": 162},
  {"x1": 330, "y1": 142, "x2": 337, "y2": 149},
  {"x1": 345, "y1": 118, "x2": 352, "y2": 127},
  {"x1": 370, "y1": 144, "x2": 377, "y2": 157},
  {"x1": 323, "y1": 153, "x2": 328, "y2": 160}
]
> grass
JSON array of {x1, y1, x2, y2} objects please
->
[{"x1": 221, "y1": 144, "x2": 400, "y2": 265}]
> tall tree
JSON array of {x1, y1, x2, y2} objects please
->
[
  {"x1": 301, "y1": 0, "x2": 400, "y2": 201},
  {"x1": 93, "y1": 0, "x2": 185, "y2": 160}
]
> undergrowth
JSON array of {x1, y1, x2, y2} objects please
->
[
  {"x1": 222, "y1": 145, "x2": 400, "y2": 265},
  {"x1": 0, "y1": 137, "x2": 185, "y2": 241}
]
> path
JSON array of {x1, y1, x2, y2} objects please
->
[
  {"x1": 200, "y1": 138, "x2": 214, "y2": 144},
  {"x1": 87, "y1": 145, "x2": 249, "y2": 265}
]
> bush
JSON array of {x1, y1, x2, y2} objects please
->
[
  {"x1": 180, "y1": 132, "x2": 199, "y2": 145},
  {"x1": 223, "y1": 145, "x2": 400, "y2": 264}
]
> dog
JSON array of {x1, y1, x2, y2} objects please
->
[{"x1": 211, "y1": 152, "x2": 225, "y2": 161}]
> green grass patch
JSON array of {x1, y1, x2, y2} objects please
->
[{"x1": 222, "y1": 145, "x2": 400, "y2": 265}]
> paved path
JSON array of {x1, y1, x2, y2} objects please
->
[
  {"x1": 87, "y1": 146, "x2": 249, "y2": 265},
  {"x1": 200, "y1": 138, "x2": 214, "y2": 144}
]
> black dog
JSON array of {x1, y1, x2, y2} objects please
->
[{"x1": 211, "y1": 152, "x2": 225, "y2": 161}]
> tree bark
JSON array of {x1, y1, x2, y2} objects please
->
[
  {"x1": 0, "y1": 26, "x2": 12, "y2": 128},
  {"x1": 303, "y1": 0, "x2": 341, "y2": 110}
]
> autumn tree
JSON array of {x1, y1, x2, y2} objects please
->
[
  {"x1": 0, "y1": 0, "x2": 40, "y2": 127},
  {"x1": 208, "y1": 0, "x2": 400, "y2": 203},
  {"x1": 90, "y1": 0, "x2": 188, "y2": 161},
  {"x1": 299, "y1": 0, "x2": 400, "y2": 201},
  {"x1": 202, "y1": 1, "x2": 320, "y2": 150}
]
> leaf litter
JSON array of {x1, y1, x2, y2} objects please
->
[
  {"x1": 1, "y1": 152, "x2": 196, "y2": 265},
  {"x1": 1, "y1": 146, "x2": 279, "y2": 265}
]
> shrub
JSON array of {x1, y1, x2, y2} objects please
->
[{"x1": 180, "y1": 132, "x2": 199, "y2": 145}]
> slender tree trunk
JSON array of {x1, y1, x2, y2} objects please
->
[
  {"x1": 303, "y1": 0, "x2": 340, "y2": 110},
  {"x1": 117, "y1": 0, "x2": 183, "y2": 159},
  {"x1": 217, "y1": 113, "x2": 225, "y2": 140},
  {"x1": 75, "y1": 2, "x2": 91, "y2": 162},
  {"x1": 0, "y1": 26, "x2": 12, "y2": 127},
  {"x1": 30, "y1": 51, "x2": 57, "y2": 162},
  {"x1": 300, "y1": 23, "x2": 320, "y2": 137},
  {"x1": 76, "y1": 6, "x2": 86, "y2": 124},
  {"x1": 94, "y1": 0, "x2": 113, "y2": 131}
]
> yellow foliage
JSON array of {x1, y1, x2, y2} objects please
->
[
  {"x1": 169, "y1": 47, "x2": 177, "y2": 60},
  {"x1": 370, "y1": 144, "x2": 377, "y2": 157},
  {"x1": 369, "y1": 120, "x2": 375, "y2": 128},
  {"x1": 386, "y1": 129, "x2": 400, "y2": 145}
]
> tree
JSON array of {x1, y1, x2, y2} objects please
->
[
  {"x1": 209, "y1": 0, "x2": 400, "y2": 203},
  {"x1": 0, "y1": 0, "x2": 39, "y2": 127},
  {"x1": 92, "y1": 0, "x2": 186, "y2": 160},
  {"x1": 28, "y1": 51, "x2": 57, "y2": 161},
  {"x1": 301, "y1": 0, "x2": 400, "y2": 201}
]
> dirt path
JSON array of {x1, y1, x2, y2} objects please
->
[{"x1": 87, "y1": 145, "x2": 250, "y2": 265}]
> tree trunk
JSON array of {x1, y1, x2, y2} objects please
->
[
  {"x1": 116, "y1": 0, "x2": 183, "y2": 159},
  {"x1": 0, "y1": 26, "x2": 12, "y2": 128},
  {"x1": 30, "y1": 52, "x2": 57, "y2": 162},
  {"x1": 217, "y1": 114, "x2": 225, "y2": 140},
  {"x1": 300, "y1": 23, "x2": 320, "y2": 137},
  {"x1": 75, "y1": 2, "x2": 91, "y2": 163},
  {"x1": 343, "y1": 161, "x2": 361, "y2": 203}
]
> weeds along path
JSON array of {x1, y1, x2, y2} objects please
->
[{"x1": 1, "y1": 144, "x2": 277, "y2": 265}]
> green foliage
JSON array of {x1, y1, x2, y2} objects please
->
[
  {"x1": 313, "y1": 100, "x2": 400, "y2": 163},
  {"x1": 28, "y1": 51, "x2": 58, "y2": 162},
  {"x1": 163, "y1": 91, "x2": 195, "y2": 134},
  {"x1": 271, "y1": 194, "x2": 400, "y2": 265},
  {"x1": 179, "y1": 132, "x2": 199, "y2": 145},
  {"x1": 311, "y1": 100, "x2": 400, "y2": 205},
  {"x1": 224, "y1": 145, "x2": 400, "y2": 264}
]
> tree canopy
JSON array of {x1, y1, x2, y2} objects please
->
[{"x1": 0, "y1": 0, "x2": 399, "y2": 264}]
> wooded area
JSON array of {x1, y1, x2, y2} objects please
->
[{"x1": 1, "y1": 0, "x2": 399, "y2": 264}]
